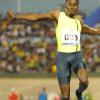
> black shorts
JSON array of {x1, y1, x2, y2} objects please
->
[{"x1": 56, "y1": 51, "x2": 86, "y2": 85}]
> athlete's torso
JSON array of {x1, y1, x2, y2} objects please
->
[{"x1": 56, "y1": 12, "x2": 82, "y2": 53}]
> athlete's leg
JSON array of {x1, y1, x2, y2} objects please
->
[
  {"x1": 72, "y1": 61, "x2": 89, "y2": 100},
  {"x1": 59, "y1": 83, "x2": 70, "y2": 100},
  {"x1": 72, "y1": 52, "x2": 89, "y2": 100},
  {"x1": 76, "y1": 67, "x2": 89, "y2": 100},
  {"x1": 58, "y1": 75, "x2": 71, "y2": 100},
  {"x1": 56, "y1": 52, "x2": 72, "y2": 100}
]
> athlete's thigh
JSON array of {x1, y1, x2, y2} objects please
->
[
  {"x1": 71, "y1": 52, "x2": 86, "y2": 73},
  {"x1": 56, "y1": 52, "x2": 71, "y2": 85},
  {"x1": 71, "y1": 52, "x2": 88, "y2": 81}
]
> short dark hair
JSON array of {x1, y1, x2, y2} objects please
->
[{"x1": 66, "y1": 0, "x2": 79, "y2": 3}]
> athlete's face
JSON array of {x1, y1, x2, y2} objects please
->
[{"x1": 66, "y1": 0, "x2": 79, "y2": 17}]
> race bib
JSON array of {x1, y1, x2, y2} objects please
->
[{"x1": 62, "y1": 29, "x2": 80, "y2": 45}]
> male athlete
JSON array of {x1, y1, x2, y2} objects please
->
[{"x1": 7, "y1": 0, "x2": 100, "y2": 100}]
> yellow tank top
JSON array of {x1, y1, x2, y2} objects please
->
[{"x1": 56, "y1": 12, "x2": 82, "y2": 53}]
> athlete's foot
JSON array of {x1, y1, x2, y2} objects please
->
[{"x1": 76, "y1": 90, "x2": 83, "y2": 100}]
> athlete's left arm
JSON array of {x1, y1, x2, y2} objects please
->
[
  {"x1": 76, "y1": 16, "x2": 100, "y2": 35},
  {"x1": 82, "y1": 24, "x2": 100, "y2": 35}
]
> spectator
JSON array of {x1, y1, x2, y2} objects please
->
[
  {"x1": 19, "y1": 93, "x2": 23, "y2": 100},
  {"x1": 38, "y1": 87, "x2": 47, "y2": 100},
  {"x1": 48, "y1": 92, "x2": 60, "y2": 100},
  {"x1": 9, "y1": 88, "x2": 19, "y2": 100}
]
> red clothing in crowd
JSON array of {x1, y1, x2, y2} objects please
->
[{"x1": 9, "y1": 92, "x2": 18, "y2": 100}]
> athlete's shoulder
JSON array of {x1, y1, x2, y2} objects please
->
[
  {"x1": 74, "y1": 15, "x2": 82, "y2": 20},
  {"x1": 48, "y1": 10, "x2": 60, "y2": 20},
  {"x1": 74, "y1": 15, "x2": 84, "y2": 25},
  {"x1": 48, "y1": 9, "x2": 60, "y2": 15}
]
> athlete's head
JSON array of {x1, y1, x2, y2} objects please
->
[{"x1": 66, "y1": 0, "x2": 79, "y2": 17}]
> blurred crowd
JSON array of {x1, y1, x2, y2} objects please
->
[
  {"x1": 8, "y1": 87, "x2": 61, "y2": 100},
  {"x1": 0, "y1": 17, "x2": 100, "y2": 73},
  {"x1": 0, "y1": 19, "x2": 57, "y2": 73},
  {"x1": 8, "y1": 87, "x2": 91, "y2": 100}
]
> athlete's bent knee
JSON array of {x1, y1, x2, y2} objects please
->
[{"x1": 79, "y1": 76, "x2": 89, "y2": 85}]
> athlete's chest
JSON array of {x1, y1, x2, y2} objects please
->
[{"x1": 58, "y1": 12, "x2": 81, "y2": 30}]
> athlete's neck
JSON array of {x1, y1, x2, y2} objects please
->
[
  {"x1": 65, "y1": 12, "x2": 75, "y2": 18},
  {"x1": 65, "y1": 11, "x2": 75, "y2": 18}
]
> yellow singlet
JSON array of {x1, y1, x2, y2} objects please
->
[{"x1": 56, "y1": 12, "x2": 82, "y2": 53}]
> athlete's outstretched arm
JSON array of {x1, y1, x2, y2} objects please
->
[
  {"x1": 7, "y1": 10, "x2": 59, "y2": 21},
  {"x1": 82, "y1": 24, "x2": 100, "y2": 35},
  {"x1": 76, "y1": 16, "x2": 100, "y2": 35}
]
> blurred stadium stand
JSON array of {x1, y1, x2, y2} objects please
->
[
  {"x1": 0, "y1": 0, "x2": 100, "y2": 73},
  {"x1": 0, "y1": 17, "x2": 100, "y2": 73}
]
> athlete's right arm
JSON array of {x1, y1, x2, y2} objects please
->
[{"x1": 7, "y1": 10, "x2": 60, "y2": 21}]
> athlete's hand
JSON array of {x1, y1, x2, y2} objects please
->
[
  {"x1": 98, "y1": 29, "x2": 100, "y2": 34},
  {"x1": 95, "y1": 28, "x2": 100, "y2": 35},
  {"x1": 1, "y1": 10, "x2": 14, "y2": 31},
  {"x1": 7, "y1": 10, "x2": 14, "y2": 21}
]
